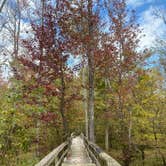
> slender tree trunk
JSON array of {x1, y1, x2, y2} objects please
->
[
  {"x1": 13, "y1": 0, "x2": 20, "y2": 58},
  {"x1": 123, "y1": 109, "x2": 133, "y2": 166},
  {"x1": 16, "y1": 0, "x2": 20, "y2": 57},
  {"x1": 60, "y1": 57, "x2": 68, "y2": 140},
  {"x1": 141, "y1": 150, "x2": 145, "y2": 166},
  {"x1": 88, "y1": 51, "x2": 95, "y2": 142},
  {"x1": 87, "y1": 0, "x2": 95, "y2": 142},
  {"x1": 80, "y1": 0, "x2": 89, "y2": 138},
  {"x1": 104, "y1": 76, "x2": 110, "y2": 151},
  {"x1": 87, "y1": 50, "x2": 94, "y2": 142},
  {"x1": 36, "y1": 120, "x2": 40, "y2": 157},
  {"x1": 105, "y1": 123, "x2": 109, "y2": 151},
  {"x1": 128, "y1": 109, "x2": 132, "y2": 152},
  {"x1": 139, "y1": 146, "x2": 145, "y2": 166},
  {"x1": 123, "y1": 145, "x2": 132, "y2": 166},
  {"x1": 118, "y1": 36, "x2": 124, "y2": 120},
  {"x1": 35, "y1": 0, "x2": 45, "y2": 157},
  {"x1": 82, "y1": 59, "x2": 89, "y2": 138}
]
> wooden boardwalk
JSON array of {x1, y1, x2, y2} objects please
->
[
  {"x1": 35, "y1": 133, "x2": 121, "y2": 166},
  {"x1": 62, "y1": 136, "x2": 96, "y2": 166}
]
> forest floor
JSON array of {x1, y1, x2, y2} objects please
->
[{"x1": 109, "y1": 148, "x2": 166, "y2": 166}]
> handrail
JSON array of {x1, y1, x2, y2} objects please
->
[
  {"x1": 81, "y1": 134, "x2": 121, "y2": 166},
  {"x1": 35, "y1": 136, "x2": 72, "y2": 166},
  {"x1": 35, "y1": 133, "x2": 121, "y2": 166}
]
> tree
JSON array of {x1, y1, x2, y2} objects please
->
[
  {"x1": 57, "y1": 0, "x2": 101, "y2": 142},
  {"x1": 131, "y1": 69, "x2": 166, "y2": 166},
  {"x1": 97, "y1": 0, "x2": 148, "y2": 165},
  {"x1": 153, "y1": 7, "x2": 166, "y2": 77},
  {"x1": 17, "y1": 1, "x2": 72, "y2": 139}
]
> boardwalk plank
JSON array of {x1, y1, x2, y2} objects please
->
[{"x1": 62, "y1": 136, "x2": 96, "y2": 166}]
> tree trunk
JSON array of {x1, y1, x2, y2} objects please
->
[
  {"x1": 88, "y1": 53, "x2": 95, "y2": 142},
  {"x1": 82, "y1": 60, "x2": 89, "y2": 138},
  {"x1": 87, "y1": 0, "x2": 95, "y2": 142},
  {"x1": 128, "y1": 109, "x2": 132, "y2": 152},
  {"x1": 35, "y1": 0, "x2": 44, "y2": 157},
  {"x1": 36, "y1": 120, "x2": 40, "y2": 157},
  {"x1": 161, "y1": 155, "x2": 166, "y2": 166},
  {"x1": 104, "y1": 77, "x2": 110, "y2": 151},
  {"x1": 139, "y1": 146, "x2": 145, "y2": 166},
  {"x1": 123, "y1": 145, "x2": 132, "y2": 166},
  {"x1": 122, "y1": 119, "x2": 132, "y2": 166},
  {"x1": 13, "y1": 0, "x2": 21, "y2": 58},
  {"x1": 141, "y1": 149, "x2": 145, "y2": 166},
  {"x1": 105, "y1": 123, "x2": 109, "y2": 151},
  {"x1": 60, "y1": 57, "x2": 68, "y2": 140}
]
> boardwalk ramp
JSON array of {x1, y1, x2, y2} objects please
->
[
  {"x1": 35, "y1": 133, "x2": 121, "y2": 166},
  {"x1": 62, "y1": 136, "x2": 95, "y2": 166}
]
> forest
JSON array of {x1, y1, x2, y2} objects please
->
[{"x1": 0, "y1": 0, "x2": 166, "y2": 166}]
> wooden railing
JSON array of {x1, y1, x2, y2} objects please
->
[
  {"x1": 35, "y1": 137, "x2": 72, "y2": 166},
  {"x1": 35, "y1": 133, "x2": 121, "y2": 166},
  {"x1": 81, "y1": 134, "x2": 121, "y2": 166}
]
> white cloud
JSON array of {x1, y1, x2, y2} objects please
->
[
  {"x1": 138, "y1": 6, "x2": 165, "y2": 49},
  {"x1": 20, "y1": 20, "x2": 32, "y2": 39}
]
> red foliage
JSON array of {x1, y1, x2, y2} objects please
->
[{"x1": 40, "y1": 111, "x2": 58, "y2": 124}]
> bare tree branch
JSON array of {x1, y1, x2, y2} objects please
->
[{"x1": 0, "y1": 0, "x2": 7, "y2": 13}]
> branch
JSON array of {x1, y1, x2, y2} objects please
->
[{"x1": 0, "y1": 0, "x2": 7, "y2": 13}]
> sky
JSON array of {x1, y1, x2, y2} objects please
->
[
  {"x1": 0, "y1": 0, "x2": 166, "y2": 78},
  {"x1": 127, "y1": 0, "x2": 166, "y2": 47},
  {"x1": 126, "y1": 0, "x2": 166, "y2": 68}
]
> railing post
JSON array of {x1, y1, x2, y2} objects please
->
[
  {"x1": 35, "y1": 141, "x2": 69, "y2": 166},
  {"x1": 81, "y1": 133, "x2": 121, "y2": 166}
]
